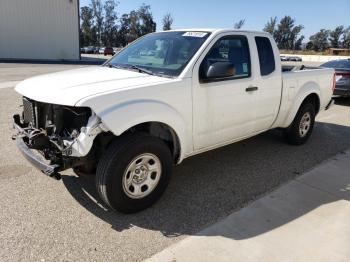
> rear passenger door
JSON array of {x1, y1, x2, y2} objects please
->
[{"x1": 252, "y1": 36, "x2": 282, "y2": 131}]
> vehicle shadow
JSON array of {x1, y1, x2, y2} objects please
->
[
  {"x1": 62, "y1": 121, "x2": 350, "y2": 239},
  {"x1": 334, "y1": 97, "x2": 350, "y2": 107}
]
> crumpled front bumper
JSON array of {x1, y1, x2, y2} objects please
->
[
  {"x1": 13, "y1": 115, "x2": 61, "y2": 180},
  {"x1": 15, "y1": 138, "x2": 61, "y2": 180}
]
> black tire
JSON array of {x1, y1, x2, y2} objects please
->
[
  {"x1": 95, "y1": 133, "x2": 173, "y2": 214},
  {"x1": 285, "y1": 102, "x2": 315, "y2": 145}
]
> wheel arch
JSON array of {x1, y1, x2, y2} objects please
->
[
  {"x1": 120, "y1": 121, "x2": 182, "y2": 164},
  {"x1": 302, "y1": 93, "x2": 320, "y2": 115},
  {"x1": 96, "y1": 100, "x2": 189, "y2": 163},
  {"x1": 282, "y1": 82, "x2": 321, "y2": 128}
]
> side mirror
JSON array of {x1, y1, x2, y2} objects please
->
[{"x1": 206, "y1": 62, "x2": 235, "y2": 79}]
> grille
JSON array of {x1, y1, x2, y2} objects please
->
[{"x1": 22, "y1": 97, "x2": 36, "y2": 126}]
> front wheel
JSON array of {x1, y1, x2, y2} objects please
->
[
  {"x1": 285, "y1": 102, "x2": 315, "y2": 145},
  {"x1": 95, "y1": 133, "x2": 173, "y2": 214}
]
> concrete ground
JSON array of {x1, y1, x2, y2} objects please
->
[
  {"x1": 0, "y1": 62, "x2": 349, "y2": 261},
  {"x1": 0, "y1": 63, "x2": 88, "y2": 89},
  {"x1": 147, "y1": 149, "x2": 350, "y2": 262}
]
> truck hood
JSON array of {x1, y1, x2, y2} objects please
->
[{"x1": 15, "y1": 66, "x2": 173, "y2": 106}]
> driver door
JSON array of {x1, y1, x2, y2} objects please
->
[{"x1": 192, "y1": 34, "x2": 257, "y2": 150}]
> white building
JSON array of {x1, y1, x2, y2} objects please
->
[{"x1": 0, "y1": 0, "x2": 80, "y2": 60}]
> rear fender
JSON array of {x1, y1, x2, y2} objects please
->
[{"x1": 282, "y1": 81, "x2": 320, "y2": 128}]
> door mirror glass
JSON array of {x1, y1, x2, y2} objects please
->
[{"x1": 206, "y1": 62, "x2": 235, "y2": 79}]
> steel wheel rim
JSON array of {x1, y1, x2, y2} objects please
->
[
  {"x1": 122, "y1": 153, "x2": 162, "y2": 199},
  {"x1": 299, "y1": 112, "x2": 311, "y2": 137}
]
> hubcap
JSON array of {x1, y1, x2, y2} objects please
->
[
  {"x1": 299, "y1": 112, "x2": 311, "y2": 137},
  {"x1": 122, "y1": 153, "x2": 162, "y2": 199}
]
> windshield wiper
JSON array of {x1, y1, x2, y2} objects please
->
[
  {"x1": 107, "y1": 63, "x2": 124, "y2": 69},
  {"x1": 107, "y1": 63, "x2": 154, "y2": 76},
  {"x1": 126, "y1": 65, "x2": 154, "y2": 76}
]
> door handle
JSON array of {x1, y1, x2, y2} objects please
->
[{"x1": 246, "y1": 86, "x2": 258, "y2": 92}]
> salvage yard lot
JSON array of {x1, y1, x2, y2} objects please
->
[{"x1": 0, "y1": 63, "x2": 350, "y2": 262}]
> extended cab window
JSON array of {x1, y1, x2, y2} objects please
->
[
  {"x1": 200, "y1": 35, "x2": 251, "y2": 82},
  {"x1": 255, "y1": 36, "x2": 275, "y2": 76}
]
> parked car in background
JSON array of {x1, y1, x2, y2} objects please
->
[
  {"x1": 321, "y1": 59, "x2": 350, "y2": 97},
  {"x1": 80, "y1": 47, "x2": 85, "y2": 54},
  {"x1": 280, "y1": 56, "x2": 288, "y2": 61},
  {"x1": 94, "y1": 47, "x2": 100, "y2": 54},
  {"x1": 288, "y1": 56, "x2": 302, "y2": 62},
  {"x1": 84, "y1": 46, "x2": 95, "y2": 54},
  {"x1": 99, "y1": 47, "x2": 105, "y2": 54},
  {"x1": 104, "y1": 47, "x2": 115, "y2": 56}
]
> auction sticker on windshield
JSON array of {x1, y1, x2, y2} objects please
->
[{"x1": 183, "y1": 32, "x2": 208, "y2": 37}]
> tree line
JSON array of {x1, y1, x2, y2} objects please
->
[
  {"x1": 263, "y1": 16, "x2": 350, "y2": 52},
  {"x1": 80, "y1": 0, "x2": 173, "y2": 47},
  {"x1": 80, "y1": 1, "x2": 350, "y2": 52}
]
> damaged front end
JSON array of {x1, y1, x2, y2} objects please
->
[{"x1": 13, "y1": 97, "x2": 106, "y2": 179}]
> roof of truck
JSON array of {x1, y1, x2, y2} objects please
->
[{"x1": 159, "y1": 28, "x2": 270, "y2": 35}]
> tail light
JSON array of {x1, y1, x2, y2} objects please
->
[
  {"x1": 333, "y1": 71, "x2": 350, "y2": 91},
  {"x1": 332, "y1": 73, "x2": 336, "y2": 92},
  {"x1": 335, "y1": 72, "x2": 350, "y2": 79}
]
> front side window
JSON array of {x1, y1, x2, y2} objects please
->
[
  {"x1": 108, "y1": 31, "x2": 210, "y2": 77},
  {"x1": 255, "y1": 36, "x2": 275, "y2": 76},
  {"x1": 200, "y1": 35, "x2": 251, "y2": 81}
]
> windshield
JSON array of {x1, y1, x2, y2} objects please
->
[{"x1": 107, "y1": 31, "x2": 211, "y2": 77}]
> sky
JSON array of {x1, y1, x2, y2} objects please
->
[{"x1": 80, "y1": 0, "x2": 350, "y2": 41}]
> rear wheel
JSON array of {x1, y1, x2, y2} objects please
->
[
  {"x1": 285, "y1": 102, "x2": 315, "y2": 145},
  {"x1": 95, "y1": 133, "x2": 173, "y2": 213}
]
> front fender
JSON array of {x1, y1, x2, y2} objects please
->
[
  {"x1": 282, "y1": 81, "x2": 320, "y2": 128},
  {"x1": 95, "y1": 100, "x2": 190, "y2": 161}
]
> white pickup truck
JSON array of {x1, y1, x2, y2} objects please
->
[{"x1": 13, "y1": 29, "x2": 334, "y2": 213}]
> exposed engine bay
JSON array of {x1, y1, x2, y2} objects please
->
[
  {"x1": 13, "y1": 97, "x2": 108, "y2": 177},
  {"x1": 19, "y1": 96, "x2": 92, "y2": 150}
]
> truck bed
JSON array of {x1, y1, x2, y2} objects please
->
[
  {"x1": 274, "y1": 66, "x2": 334, "y2": 128},
  {"x1": 282, "y1": 65, "x2": 321, "y2": 72}
]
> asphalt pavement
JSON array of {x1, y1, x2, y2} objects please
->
[
  {"x1": 0, "y1": 63, "x2": 349, "y2": 262},
  {"x1": 148, "y1": 148, "x2": 350, "y2": 262}
]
